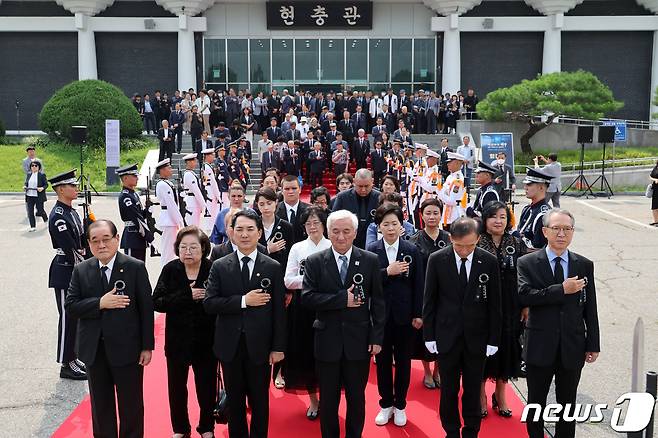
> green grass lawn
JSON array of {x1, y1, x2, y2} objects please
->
[
  {"x1": 0, "y1": 137, "x2": 156, "y2": 192},
  {"x1": 514, "y1": 146, "x2": 658, "y2": 167}
]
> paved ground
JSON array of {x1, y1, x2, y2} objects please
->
[{"x1": 0, "y1": 193, "x2": 656, "y2": 437}]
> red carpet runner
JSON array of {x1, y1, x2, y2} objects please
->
[{"x1": 54, "y1": 315, "x2": 530, "y2": 437}]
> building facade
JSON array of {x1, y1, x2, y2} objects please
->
[{"x1": 1, "y1": 0, "x2": 657, "y2": 130}]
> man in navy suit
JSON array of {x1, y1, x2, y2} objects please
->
[
  {"x1": 331, "y1": 169, "x2": 381, "y2": 249},
  {"x1": 351, "y1": 105, "x2": 367, "y2": 133},
  {"x1": 169, "y1": 102, "x2": 186, "y2": 153},
  {"x1": 369, "y1": 139, "x2": 388, "y2": 188},
  {"x1": 261, "y1": 143, "x2": 280, "y2": 174},
  {"x1": 266, "y1": 118, "x2": 282, "y2": 142},
  {"x1": 367, "y1": 205, "x2": 424, "y2": 427}
]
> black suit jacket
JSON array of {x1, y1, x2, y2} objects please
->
[
  {"x1": 517, "y1": 249, "x2": 600, "y2": 369},
  {"x1": 367, "y1": 239, "x2": 425, "y2": 325},
  {"x1": 353, "y1": 137, "x2": 370, "y2": 163},
  {"x1": 24, "y1": 172, "x2": 48, "y2": 203},
  {"x1": 276, "y1": 201, "x2": 310, "y2": 244},
  {"x1": 158, "y1": 128, "x2": 175, "y2": 147},
  {"x1": 331, "y1": 189, "x2": 381, "y2": 248},
  {"x1": 64, "y1": 252, "x2": 154, "y2": 367},
  {"x1": 210, "y1": 241, "x2": 267, "y2": 262},
  {"x1": 302, "y1": 247, "x2": 385, "y2": 361},
  {"x1": 258, "y1": 217, "x2": 294, "y2": 268},
  {"x1": 423, "y1": 246, "x2": 501, "y2": 355},
  {"x1": 204, "y1": 252, "x2": 286, "y2": 364},
  {"x1": 351, "y1": 112, "x2": 367, "y2": 132},
  {"x1": 266, "y1": 126, "x2": 282, "y2": 141},
  {"x1": 370, "y1": 148, "x2": 387, "y2": 173},
  {"x1": 261, "y1": 151, "x2": 281, "y2": 173}
]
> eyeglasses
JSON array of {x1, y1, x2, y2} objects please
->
[
  {"x1": 544, "y1": 226, "x2": 574, "y2": 234},
  {"x1": 179, "y1": 245, "x2": 201, "y2": 253},
  {"x1": 89, "y1": 237, "x2": 116, "y2": 246}
]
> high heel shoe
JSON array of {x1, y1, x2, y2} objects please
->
[{"x1": 492, "y1": 394, "x2": 512, "y2": 418}]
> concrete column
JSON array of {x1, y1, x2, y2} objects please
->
[
  {"x1": 178, "y1": 14, "x2": 197, "y2": 91},
  {"x1": 76, "y1": 13, "x2": 98, "y2": 80},
  {"x1": 650, "y1": 30, "x2": 658, "y2": 125},
  {"x1": 542, "y1": 13, "x2": 562, "y2": 75},
  {"x1": 442, "y1": 14, "x2": 460, "y2": 93}
]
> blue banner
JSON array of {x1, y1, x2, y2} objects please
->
[{"x1": 480, "y1": 132, "x2": 515, "y2": 169}]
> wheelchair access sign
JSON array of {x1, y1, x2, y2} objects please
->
[{"x1": 602, "y1": 120, "x2": 627, "y2": 142}]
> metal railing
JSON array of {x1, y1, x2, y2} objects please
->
[
  {"x1": 459, "y1": 112, "x2": 657, "y2": 130},
  {"x1": 513, "y1": 157, "x2": 658, "y2": 173}
]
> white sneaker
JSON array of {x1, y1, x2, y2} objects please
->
[
  {"x1": 375, "y1": 407, "x2": 393, "y2": 426},
  {"x1": 28, "y1": 227, "x2": 36, "y2": 232},
  {"x1": 393, "y1": 408, "x2": 407, "y2": 426}
]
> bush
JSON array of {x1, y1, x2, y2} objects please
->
[{"x1": 39, "y1": 80, "x2": 142, "y2": 144}]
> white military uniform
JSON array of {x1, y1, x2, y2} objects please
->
[
  {"x1": 156, "y1": 178, "x2": 184, "y2": 266},
  {"x1": 183, "y1": 169, "x2": 206, "y2": 227},
  {"x1": 439, "y1": 169, "x2": 467, "y2": 227},
  {"x1": 203, "y1": 161, "x2": 221, "y2": 231}
]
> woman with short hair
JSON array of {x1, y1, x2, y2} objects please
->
[
  {"x1": 23, "y1": 160, "x2": 48, "y2": 231},
  {"x1": 153, "y1": 226, "x2": 216, "y2": 438}
]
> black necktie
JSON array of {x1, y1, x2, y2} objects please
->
[
  {"x1": 459, "y1": 258, "x2": 468, "y2": 288},
  {"x1": 553, "y1": 257, "x2": 564, "y2": 284},
  {"x1": 289, "y1": 209, "x2": 296, "y2": 224},
  {"x1": 100, "y1": 266, "x2": 109, "y2": 292},
  {"x1": 241, "y1": 256, "x2": 251, "y2": 287}
]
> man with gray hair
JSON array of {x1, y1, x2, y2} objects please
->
[
  {"x1": 518, "y1": 208, "x2": 600, "y2": 438},
  {"x1": 332, "y1": 169, "x2": 381, "y2": 248},
  {"x1": 423, "y1": 216, "x2": 501, "y2": 438},
  {"x1": 302, "y1": 209, "x2": 385, "y2": 438}
]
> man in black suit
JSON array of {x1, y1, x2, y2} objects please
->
[
  {"x1": 379, "y1": 104, "x2": 396, "y2": 134},
  {"x1": 438, "y1": 137, "x2": 454, "y2": 181},
  {"x1": 353, "y1": 129, "x2": 370, "y2": 170},
  {"x1": 158, "y1": 119, "x2": 175, "y2": 161},
  {"x1": 367, "y1": 205, "x2": 424, "y2": 427},
  {"x1": 196, "y1": 131, "x2": 214, "y2": 159},
  {"x1": 331, "y1": 169, "x2": 381, "y2": 249},
  {"x1": 286, "y1": 122, "x2": 302, "y2": 142},
  {"x1": 518, "y1": 208, "x2": 600, "y2": 438},
  {"x1": 261, "y1": 143, "x2": 280, "y2": 174},
  {"x1": 308, "y1": 141, "x2": 326, "y2": 189},
  {"x1": 423, "y1": 217, "x2": 501, "y2": 438},
  {"x1": 169, "y1": 102, "x2": 186, "y2": 153},
  {"x1": 276, "y1": 175, "x2": 310, "y2": 243},
  {"x1": 266, "y1": 117, "x2": 282, "y2": 141},
  {"x1": 369, "y1": 140, "x2": 388, "y2": 188},
  {"x1": 204, "y1": 210, "x2": 286, "y2": 438},
  {"x1": 351, "y1": 105, "x2": 367, "y2": 133},
  {"x1": 302, "y1": 209, "x2": 385, "y2": 438},
  {"x1": 65, "y1": 219, "x2": 154, "y2": 438}
]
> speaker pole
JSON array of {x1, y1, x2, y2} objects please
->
[
  {"x1": 590, "y1": 142, "x2": 614, "y2": 198},
  {"x1": 562, "y1": 142, "x2": 594, "y2": 198}
]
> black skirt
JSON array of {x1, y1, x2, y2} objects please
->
[
  {"x1": 282, "y1": 290, "x2": 318, "y2": 393},
  {"x1": 652, "y1": 182, "x2": 658, "y2": 210}
]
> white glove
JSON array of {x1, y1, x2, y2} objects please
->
[
  {"x1": 425, "y1": 341, "x2": 438, "y2": 354},
  {"x1": 486, "y1": 345, "x2": 498, "y2": 357}
]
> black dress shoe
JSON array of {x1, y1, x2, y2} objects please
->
[
  {"x1": 306, "y1": 407, "x2": 319, "y2": 421},
  {"x1": 492, "y1": 394, "x2": 512, "y2": 418},
  {"x1": 60, "y1": 363, "x2": 87, "y2": 380},
  {"x1": 74, "y1": 359, "x2": 87, "y2": 372}
]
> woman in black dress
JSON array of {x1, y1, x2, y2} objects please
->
[
  {"x1": 282, "y1": 207, "x2": 331, "y2": 419},
  {"x1": 152, "y1": 226, "x2": 216, "y2": 438},
  {"x1": 477, "y1": 201, "x2": 527, "y2": 418},
  {"x1": 650, "y1": 159, "x2": 658, "y2": 225},
  {"x1": 408, "y1": 198, "x2": 450, "y2": 389}
]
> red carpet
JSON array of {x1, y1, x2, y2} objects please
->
[{"x1": 54, "y1": 315, "x2": 530, "y2": 438}]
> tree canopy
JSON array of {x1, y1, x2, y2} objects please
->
[{"x1": 478, "y1": 70, "x2": 623, "y2": 154}]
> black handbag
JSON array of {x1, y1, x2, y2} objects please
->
[{"x1": 213, "y1": 369, "x2": 230, "y2": 424}]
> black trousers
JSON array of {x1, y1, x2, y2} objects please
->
[
  {"x1": 355, "y1": 158, "x2": 367, "y2": 171},
  {"x1": 222, "y1": 334, "x2": 271, "y2": 438},
  {"x1": 87, "y1": 341, "x2": 144, "y2": 438},
  {"x1": 25, "y1": 195, "x2": 46, "y2": 228},
  {"x1": 166, "y1": 355, "x2": 218, "y2": 435},
  {"x1": 373, "y1": 170, "x2": 386, "y2": 189},
  {"x1": 174, "y1": 126, "x2": 183, "y2": 153},
  {"x1": 159, "y1": 141, "x2": 174, "y2": 162},
  {"x1": 316, "y1": 357, "x2": 370, "y2": 438},
  {"x1": 526, "y1": 351, "x2": 583, "y2": 438},
  {"x1": 124, "y1": 248, "x2": 146, "y2": 263},
  {"x1": 376, "y1": 320, "x2": 413, "y2": 410},
  {"x1": 310, "y1": 171, "x2": 323, "y2": 189},
  {"x1": 54, "y1": 288, "x2": 77, "y2": 364},
  {"x1": 143, "y1": 113, "x2": 156, "y2": 134},
  {"x1": 438, "y1": 338, "x2": 486, "y2": 438},
  {"x1": 426, "y1": 110, "x2": 437, "y2": 134}
]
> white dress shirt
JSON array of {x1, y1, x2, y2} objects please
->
[
  {"x1": 384, "y1": 238, "x2": 400, "y2": 265},
  {"x1": 237, "y1": 248, "x2": 258, "y2": 308},
  {"x1": 453, "y1": 250, "x2": 473, "y2": 281},
  {"x1": 332, "y1": 246, "x2": 353, "y2": 272},
  {"x1": 284, "y1": 237, "x2": 332, "y2": 290},
  {"x1": 98, "y1": 254, "x2": 117, "y2": 282}
]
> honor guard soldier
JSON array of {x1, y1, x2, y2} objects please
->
[
  {"x1": 155, "y1": 159, "x2": 185, "y2": 266},
  {"x1": 214, "y1": 145, "x2": 231, "y2": 204},
  {"x1": 467, "y1": 161, "x2": 500, "y2": 218},
  {"x1": 438, "y1": 152, "x2": 468, "y2": 231},
  {"x1": 518, "y1": 167, "x2": 552, "y2": 250},
  {"x1": 117, "y1": 164, "x2": 152, "y2": 262},
  {"x1": 182, "y1": 153, "x2": 206, "y2": 227},
  {"x1": 47, "y1": 169, "x2": 87, "y2": 380},
  {"x1": 202, "y1": 147, "x2": 222, "y2": 229}
]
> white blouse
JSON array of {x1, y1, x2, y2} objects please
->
[
  {"x1": 26, "y1": 172, "x2": 38, "y2": 197},
  {"x1": 284, "y1": 237, "x2": 332, "y2": 290}
]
